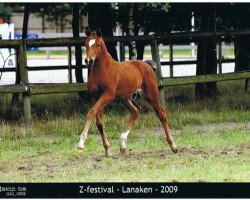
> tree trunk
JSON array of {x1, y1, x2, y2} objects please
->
[
  {"x1": 55, "y1": 15, "x2": 58, "y2": 33},
  {"x1": 196, "y1": 38, "x2": 207, "y2": 99},
  {"x1": 195, "y1": 8, "x2": 209, "y2": 99},
  {"x1": 205, "y1": 36, "x2": 218, "y2": 98},
  {"x1": 42, "y1": 14, "x2": 45, "y2": 33},
  {"x1": 60, "y1": 14, "x2": 64, "y2": 33},
  {"x1": 72, "y1": 4, "x2": 85, "y2": 98},
  {"x1": 9, "y1": 4, "x2": 30, "y2": 113},
  {"x1": 205, "y1": 4, "x2": 218, "y2": 99},
  {"x1": 195, "y1": 5, "x2": 218, "y2": 99},
  {"x1": 22, "y1": 4, "x2": 29, "y2": 40},
  {"x1": 132, "y1": 3, "x2": 146, "y2": 60},
  {"x1": 127, "y1": 3, "x2": 137, "y2": 60},
  {"x1": 136, "y1": 29, "x2": 149, "y2": 60}
]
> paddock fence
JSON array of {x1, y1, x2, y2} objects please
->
[{"x1": 0, "y1": 28, "x2": 250, "y2": 128}]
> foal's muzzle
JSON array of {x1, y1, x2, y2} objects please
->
[{"x1": 85, "y1": 58, "x2": 95, "y2": 67}]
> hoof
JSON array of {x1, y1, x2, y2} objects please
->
[
  {"x1": 170, "y1": 144, "x2": 178, "y2": 153},
  {"x1": 105, "y1": 150, "x2": 112, "y2": 157},
  {"x1": 77, "y1": 147, "x2": 84, "y2": 153},
  {"x1": 120, "y1": 148, "x2": 126, "y2": 154}
]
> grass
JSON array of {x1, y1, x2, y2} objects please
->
[{"x1": 0, "y1": 80, "x2": 249, "y2": 182}]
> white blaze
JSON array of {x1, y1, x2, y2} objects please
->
[{"x1": 89, "y1": 39, "x2": 96, "y2": 47}]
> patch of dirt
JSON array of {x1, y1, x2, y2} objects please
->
[
  {"x1": 146, "y1": 122, "x2": 250, "y2": 138},
  {"x1": 0, "y1": 161, "x2": 9, "y2": 173},
  {"x1": 17, "y1": 165, "x2": 33, "y2": 171},
  {"x1": 14, "y1": 153, "x2": 63, "y2": 179},
  {"x1": 68, "y1": 143, "x2": 250, "y2": 165},
  {"x1": 186, "y1": 122, "x2": 250, "y2": 134}
]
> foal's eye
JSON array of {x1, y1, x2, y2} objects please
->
[{"x1": 97, "y1": 44, "x2": 101, "y2": 47}]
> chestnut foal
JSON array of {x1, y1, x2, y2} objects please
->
[{"x1": 77, "y1": 27, "x2": 177, "y2": 156}]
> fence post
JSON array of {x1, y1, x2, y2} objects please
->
[
  {"x1": 120, "y1": 41, "x2": 125, "y2": 61},
  {"x1": 218, "y1": 40, "x2": 222, "y2": 74},
  {"x1": 18, "y1": 41, "x2": 31, "y2": 128},
  {"x1": 150, "y1": 37, "x2": 166, "y2": 108},
  {"x1": 169, "y1": 43, "x2": 174, "y2": 77},
  {"x1": 245, "y1": 78, "x2": 249, "y2": 92},
  {"x1": 67, "y1": 45, "x2": 72, "y2": 83}
]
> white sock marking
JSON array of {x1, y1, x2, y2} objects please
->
[
  {"x1": 77, "y1": 119, "x2": 92, "y2": 149},
  {"x1": 78, "y1": 136, "x2": 85, "y2": 149},
  {"x1": 89, "y1": 39, "x2": 96, "y2": 47},
  {"x1": 120, "y1": 130, "x2": 130, "y2": 149}
]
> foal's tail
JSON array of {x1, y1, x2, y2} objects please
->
[{"x1": 145, "y1": 60, "x2": 157, "y2": 72}]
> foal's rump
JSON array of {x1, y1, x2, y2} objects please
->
[
  {"x1": 122, "y1": 59, "x2": 157, "y2": 79},
  {"x1": 137, "y1": 60, "x2": 160, "y2": 103},
  {"x1": 136, "y1": 60, "x2": 158, "y2": 86}
]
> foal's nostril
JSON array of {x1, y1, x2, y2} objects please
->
[
  {"x1": 85, "y1": 59, "x2": 89, "y2": 65},
  {"x1": 89, "y1": 59, "x2": 94, "y2": 65}
]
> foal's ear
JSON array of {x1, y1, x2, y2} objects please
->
[
  {"x1": 85, "y1": 27, "x2": 91, "y2": 36},
  {"x1": 96, "y1": 28, "x2": 102, "y2": 37}
]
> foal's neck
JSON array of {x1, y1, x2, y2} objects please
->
[{"x1": 97, "y1": 39, "x2": 113, "y2": 67}]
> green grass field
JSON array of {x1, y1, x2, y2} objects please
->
[{"x1": 0, "y1": 80, "x2": 249, "y2": 182}]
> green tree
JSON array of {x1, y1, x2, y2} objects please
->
[
  {"x1": 139, "y1": 3, "x2": 192, "y2": 59},
  {"x1": 32, "y1": 3, "x2": 72, "y2": 33},
  {"x1": 86, "y1": 3, "x2": 118, "y2": 60},
  {"x1": 0, "y1": 3, "x2": 13, "y2": 23},
  {"x1": 117, "y1": 3, "x2": 193, "y2": 60}
]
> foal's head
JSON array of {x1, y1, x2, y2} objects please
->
[{"x1": 84, "y1": 27, "x2": 103, "y2": 67}]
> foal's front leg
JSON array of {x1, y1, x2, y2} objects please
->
[{"x1": 77, "y1": 92, "x2": 113, "y2": 152}]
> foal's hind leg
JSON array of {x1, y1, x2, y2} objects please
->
[
  {"x1": 96, "y1": 109, "x2": 111, "y2": 157},
  {"x1": 143, "y1": 85, "x2": 177, "y2": 153},
  {"x1": 120, "y1": 98, "x2": 140, "y2": 154}
]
